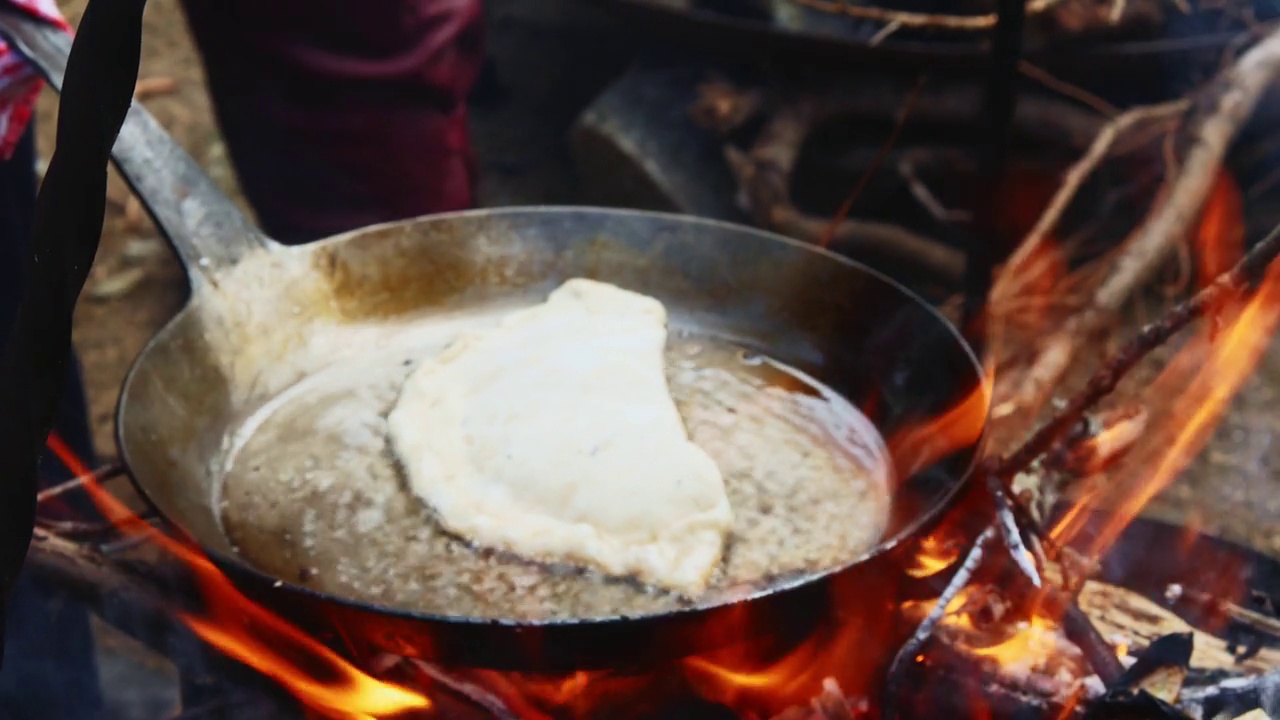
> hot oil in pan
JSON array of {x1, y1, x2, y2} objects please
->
[{"x1": 219, "y1": 325, "x2": 892, "y2": 621}]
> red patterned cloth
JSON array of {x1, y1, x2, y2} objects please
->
[
  {"x1": 0, "y1": 0, "x2": 484, "y2": 237},
  {"x1": 181, "y1": 0, "x2": 485, "y2": 242},
  {"x1": 0, "y1": 0, "x2": 70, "y2": 160}
]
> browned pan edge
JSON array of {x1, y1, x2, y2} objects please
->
[{"x1": 115, "y1": 207, "x2": 990, "y2": 669}]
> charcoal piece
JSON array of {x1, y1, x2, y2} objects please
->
[
  {"x1": 1226, "y1": 591, "x2": 1279, "y2": 663},
  {"x1": 1113, "y1": 633, "x2": 1193, "y2": 702},
  {"x1": 0, "y1": 0, "x2": 144, "y2": 664}
]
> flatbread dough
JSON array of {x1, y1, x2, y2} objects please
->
[{"x1": 387, "y1": 278, "x2": 733, "y2": 595}]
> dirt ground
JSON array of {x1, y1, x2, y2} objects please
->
[{"x1": 39, "y1": 0, "x2": 1280, "y2": 563}]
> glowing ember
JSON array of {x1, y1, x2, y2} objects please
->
[
  {"x1": 968, "y1": 615, "x2": 1060, "y2": 672},
  {"x1": 906, "y1": 531, "x2": 965, "y2": 578},
  {"x1": 43, "y1": 434, "x2": 430, "y2": 720}
]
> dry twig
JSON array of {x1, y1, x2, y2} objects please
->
[
  {"x1": 1052, "y1": 406, "x2": 1149, "y2": 475},
  {"x1": 35, "y1": 461, "x2": 125, "y2": 505},
  {"x1": 1017, "y1": 61, "x2": 1120, "y2": 117},
  {"x1": 725, "y1": 98, "x2": 965, "y2": 282},
  {"x1": 1166, "y1": 585, "x2": 1280, "y2": 643},
  {"x1": 402, "y1": 659, "x2": 520, "y2": 720},
  {"x1": 992, "y1": 99, "x2": 1190, "y2": 308},
  {"x1": 987, "y1": 474, "x2": 1043, "y2": 586},
  {"x1": 819, "y1": 77, "x2": 927, "y2": 246},
  {"x1": 712, "y1": 76, "x2": 1105, "y2": 281},
  {"x1": 1011, "y1": 25, "x2": 1280, "y2": 409},
  {"x1": 883, "y1": 525, "x2": 998, "y2": 720},
  {"x1": 898, "y1": 160, "x2": 972, "y2": 224},
  {"x1": 995, "y1": 216, "x2": 1280, "y2": 486}
]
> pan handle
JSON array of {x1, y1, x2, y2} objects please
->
[{"x1": 0, "y1": 9, "x2": 272, "y2": 288}]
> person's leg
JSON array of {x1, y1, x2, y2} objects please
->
[
  {"x1": 0, "y1": 128, "x2": 104, "y2": 720},
  {"x1": 180, "y1": 0, "x2": 485, "y2": 244}
]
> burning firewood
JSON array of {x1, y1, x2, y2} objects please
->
[
  {"x1": 989, "y1": 100, "x2": 1190, "y2": 327},
  {"x1": 1079, "y1": 583, "x2": 1280, "y2": 675},
  {"x1": 20, "y1": 455, "x2": 1280, "y2": 719},
  {"x1": 874, "y1": 199, "x2": 1280, "y2": 718},
  {"x1": 1006, "y1": 23, "x2": 1280, "y2": 413}
]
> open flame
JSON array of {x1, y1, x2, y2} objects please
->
[
  {"x1": 887, "y1": 369, "x2": 993, "y2": 478},
  {"x1": 462, "y1": 669, "x2": 655, "y2": 720},
  {"x1": 1075, "y1": 262, "x2": 1280, "y2": 558},
  {"x1": 1195, "y1": 170, "x2": 1245, "y2": 290},
  {"x1": 30, "y1": 336, "x2": 995, "y2": 719},
  {"x1": 1016, "y1": 169, "x2": 1275, "y2": 683},
  {"x1": 1051, "y1": 171, "x2": 1280, "y2": 559},
  {"x1": 905, "y1": 530, "x2": 965, "y2": 579},
  {"x1": 967, "y1": 614, "x2": 1061, "y2": 672},
  {"x1": 43, "y1": 435, "x2": 431, "y2": 720},
  {"x1": 681, "y1": 615, "x2": 883, "y2": 715}
]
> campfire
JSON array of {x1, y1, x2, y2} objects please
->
[
  {"x1": 6, "y1": 0, "x2": 1280, "y2": 718},
  {"x1": 23, "y1": 309, "x2": 1280, "y2": 720}
]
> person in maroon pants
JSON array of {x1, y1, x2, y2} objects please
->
[{"x1": 179, "y1": 0, "x2": 486, "y2": 244}]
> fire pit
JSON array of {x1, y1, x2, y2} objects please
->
[
  {"x1": 22, "y1": 459, "x2": 1280, "y2": 718},
  {"x1": 4, "y1": 0, "x2": 1280, "y2": 717}
]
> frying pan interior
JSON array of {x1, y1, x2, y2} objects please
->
[{"x1": 117, "y1": 207, "x2": 986, "y2": 599}]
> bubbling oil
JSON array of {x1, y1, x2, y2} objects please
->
[{"x1": 219, "y1": 324, "x2": 893, "y2": 621}]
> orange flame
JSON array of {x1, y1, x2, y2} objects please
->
[
  {"x1": 887, "y1": 367, "x2": 993, "y2": 478},
  {"x1": 679, "y1": 173, "x2": 1267, "y2": 717},
  {"x1": 43, "y1": 435, "x2": 430, "y2": 720},
  {"x1": 681, "y1": 621, "x2": 873, "y2": 715},
  {"x1": 673, "y1": 369, "x2": 995, "y2": 716},
  {"x1": 1089, "y1": 268, "x2": 1280, "y2": 558},
  {"x1": 459, "y1": 670, "x2": 651, "y2": 720},
  {"x1": 968, "y1": 615, "x2": 1060, "y2": 671},
  {"x1": 1053, "y1": 176, "x2": 1280, "y2": 559},
  {"x1": 1195, "y1": 169, "x2": 1245, "y2": 289},
  {"x1": 905, "y1": 530, "x2": 965, "y2": 578},
  {"x1": 982, "y1": 171, "x2": 1268, "y2": 694}
]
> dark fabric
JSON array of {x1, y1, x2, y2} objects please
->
[
  {"x1": 180, "y1": 0, "x2": 485, "y2": 244},
  {"x1": 0, "y1": 128, "x2": 103, "y2": 720},
  {"x1": 0, "y1": 129, "x2": 97, "y2": 495}
]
